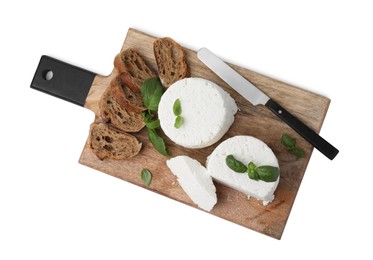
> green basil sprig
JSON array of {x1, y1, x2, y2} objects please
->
[
  {"x1": 141, "y1": 111, "x2": 160, "y2": 129},
  {"x1": 281, "y1": 133, "x2": 305, "y2": 158},
  {"x1": 141, "y1": 78, "x2": 170, "y2": 156},
  {"x1": 225, "y1": 155, "x2": 279, "y2": 183},
  {"x1": 248, "y1": 162, "x2": 279, "y2": 182}
]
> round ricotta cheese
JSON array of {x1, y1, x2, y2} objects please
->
[
  {"x1": 206, "y1": 136, "x2": 280, "y2": 205},
  {"x1": 158, "y1": 77, "x2": 237, "y2": 149}
]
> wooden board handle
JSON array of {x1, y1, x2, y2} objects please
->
[{"x1": 30, "y1": 55, "x2": 96, "y2": 107}]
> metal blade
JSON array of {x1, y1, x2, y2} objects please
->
[{"x1": 197, "y1": 48, "x2": 269, "y2": 106}]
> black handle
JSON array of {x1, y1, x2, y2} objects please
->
[
  {"x1": 30, "y1": 55, "x2": 96, "y2": 107},
  {"x1": 265, "y1": 99, "x2": 339, "y2": 160}
]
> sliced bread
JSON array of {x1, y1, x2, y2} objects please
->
[
  {"x1": 90, "y1": 123, "x2": 142, "y2": 160},
  {"x1": 153, "y1": 37, "x2": 189, "y2": 87},
  {"x1": 114, "y1": 48, "x2": 157, "y2": 92},
  {"x1": 110, "y1": 75, "x2": 146, "y2": 113},
  {"x1": 100, "y1": 88, "x2": 145, "y2": 133}
]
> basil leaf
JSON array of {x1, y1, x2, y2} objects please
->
[
  {"x1": 141, "y1": 78, "x2": 164, "y2": 111},
  {"x1": 248, "y1": 161, "x2": 257, "y2": 173},
  {"x1": 141, "y1": 111, "x2": 154, "y2": 123},
  {"x1": 147, "y1": 128, "x2": 170, "y2": 157},
  {"x1": 281, "y1": 133, "x2": 296, "y2": 149},
  {"x1": 142, "y1": 111, "x2": 160, "y2": 129},
  {"x1": 173, "y1": 98, "x2": 182, "y2": 116},
  {"x1": 247, "y1": 161, "x2": 279, "y2": 182},
  {"x1": 226, "y1": 155, "x2": 247, "y2": 173},
  {"x1": 256, "y1": 166, "x2": 279, "y2": 182},
  {"x1": 247, "y1": 162, "x2": 259, "y2": 180},
  {"x1": 247, "y1": 162, "x2": 259, "y2": 181},
  {"x1": 146, "y1": 119, "x2": 160, "y2": 129},
  {"x1": 281, "y1": 133, "x2": 305, "y2": 158},
  {"x1": 141, "y1": 168, "x2": 152, "y2": 186},
  {"x1": 291, "y1": 148, "x2": 305, "y2": 158},
  {"x1": 174, "y1": 116, "x2": 184, "y2": 129},
  {"x1": 248, "y1": 171, "x2": 259, "y2": 181}
]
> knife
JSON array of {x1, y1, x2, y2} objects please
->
[{"x1": 197, "y1": 48, "x2": 338, "y2": 160}]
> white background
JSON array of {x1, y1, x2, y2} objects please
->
[{"x1": 1, "y1": 0, "x2": 372, "y2": 259}]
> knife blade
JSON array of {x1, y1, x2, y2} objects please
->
[{"x1": 197, "y1": 47, "x2": 339, "y2": 160}]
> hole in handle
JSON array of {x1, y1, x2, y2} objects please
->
[{"x1": 42, "y1": 70, "x2": 53, "y2": 81}]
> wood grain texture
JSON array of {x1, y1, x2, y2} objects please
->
[{"x1": 79, "y1": 28, "x2": 330, "y2": 239}]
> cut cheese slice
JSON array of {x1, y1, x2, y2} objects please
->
[
  {"x1": 206, "y1": 136, "x2": 280, "y2": 205},
  {"x1": 167, "y1": 156, "x2": 217, "y2": 211},
  {"x1": 158, "y1": 77, "x2": 237, "y2": 148}
]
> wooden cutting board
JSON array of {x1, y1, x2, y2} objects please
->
[{"x1": 66, "y1": 28, "x2": 330, "y2": 239}]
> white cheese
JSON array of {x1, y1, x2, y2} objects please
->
[
  {"x1": 166, "y1": 156, "x2": 217, "y2": 211},
  {"x1": 206, "y1": 136, "x2": 279, "y2": 205},
  {"x1": 158, "y1": 77, "x2": 237, "y2": 149}
]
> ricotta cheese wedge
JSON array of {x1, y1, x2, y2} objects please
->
[
  {"x1": 166, "y1": 156, "x2": 217, "y2": 211},
  {"x1": 158, "y1": 77, "x2": 237, "y2": 149},
  {"x1": 206, "y1": 136, "x2": 280, "y2": 205}
]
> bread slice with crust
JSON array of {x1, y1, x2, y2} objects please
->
[
  {"x1": 100, "y1": 88, "x2": 145, "y2": 133},
  {"x1": 110, "y1": 75, "x2": 146, "y2": 113},
  {"x1": 153, "y1": 37, "x2": 189, "y2": 87},
  {"x1": 90, "y1": 123, "x2": 142, "y2": 160},
  {"x1": 114, "y1": 48, "x2": 157, "y2": 92}
]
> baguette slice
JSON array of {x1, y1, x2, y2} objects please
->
[
  {"x1": 110, "y1": 75, "x2": 146, "y2": 113},
  {"x1": 114, "y1": 48, "x2": 157, "y2": 92},
  {"x1": 90, "y1": 123, "x2": 142, "y2": 160},
  {"x1": 100, "y1": 88, "x2": 145, "y2": 133},
  {"x1": 153, "y1": 37, "x2": 190, "y2": 87}
]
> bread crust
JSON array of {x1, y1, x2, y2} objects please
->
[
  {"x1": 99, "y1": 88, "x2": 145, "y2": 133},
  {"x1": 110, "y1": 75, "x2": 146, "y2": 113},
  {"x1": 90, "y1": 123, "x2": 142, "y2": 160},
  {"x1": 153, "y1": 37, "x2": 190, "y2": 87},
  {"x1": 114, "y1": 48, "x2": 156, "y2": 92}
]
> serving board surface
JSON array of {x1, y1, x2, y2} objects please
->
[{"x1": 79, "y1": 28, "x2": 330, "y2": 239}]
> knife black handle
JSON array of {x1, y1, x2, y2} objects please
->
[
  {"x1": 30, "y1": 55, "x2": 96, "y2": 107},
  {"x1": 265, "y1": 99, "x2": 339, "y2": 160}
]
